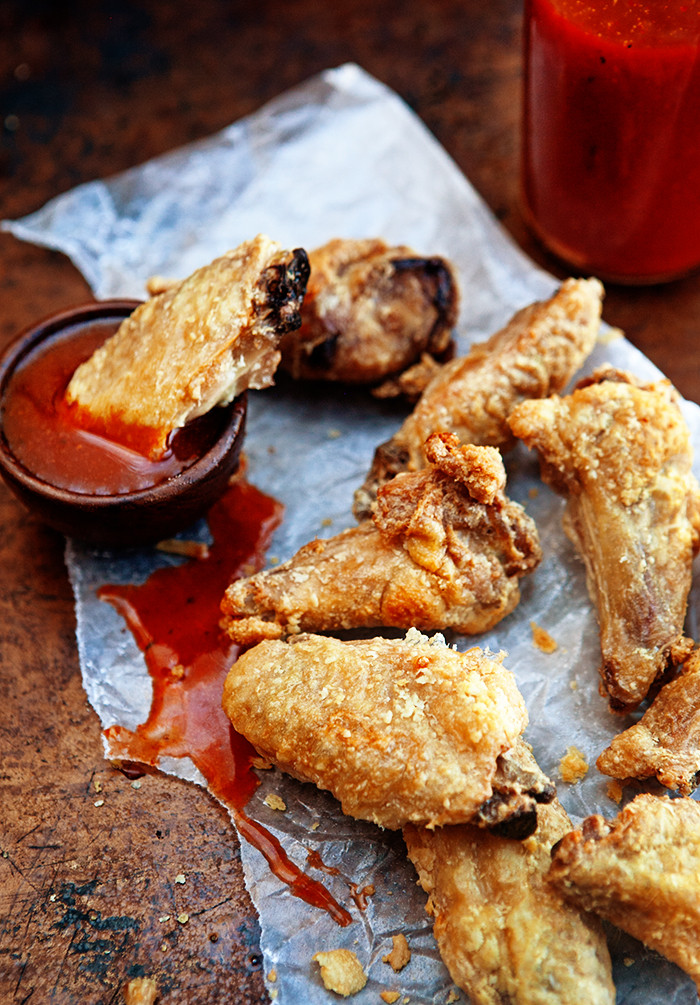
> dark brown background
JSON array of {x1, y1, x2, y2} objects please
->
[{"x1": 1, "y1": 2, "x2": 699, "y2": 1003}]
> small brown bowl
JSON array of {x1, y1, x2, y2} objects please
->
[{"x1": 0, "y1": 301, "x2": 247, "y2": 547}]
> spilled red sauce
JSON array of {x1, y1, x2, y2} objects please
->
[{"x1": 101, "y1": 477, "x2": 351, "y2": 926}]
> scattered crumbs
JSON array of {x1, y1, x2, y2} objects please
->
[
  {"x1": 251, "y1": 755, "x2": 273, "y2": 770},
  {"x1": 268, "y1": 555, "x2": 280, "y2": 566},
  {"x1": 623, "y1": 957, "x2": 635, "y2": 967},
  {"x1": 403, "y1": 998, "x2": 411, "y2": 1004},
  {"x1": 380, "y1": 993, "x2": 400, "y2": 1004},
  {"x1": 49, "y1": 893, "x2": 56, "y2": 901},
  {"x1": 530, "y1": 620, "x2": 557, "y2": 654},
  {"x1": 311, "y1": 821, "x2": 320, "y2": 831},
  {"x1": 569, "y1": 679, "x2": 579, "y2": 691},
  {"x1": 559, "y1": 745, "x2": 589, "y2": 784},
  {"x1": 93, "y1": 778, "x2": 102, "y2": 793},
  {"x1": 528, "y1": 486, "x2": 539, "y2": 499},
  {"x1": 177, "y1": 912, "x2": 189, "y2": 925},
  {"x1": 158, "y1": 914, "x2": 171, "y2": 923},
  {"x1": 264, "y1": 793, "x2": 287, "y2": 812},
  {"x1": 156, "y1": 537, "x2": 210, "y2": 560},
  {"x1": 270, "y1": 991, "x2": 278, "y2": 1001},
  {"x1": 170, "y1": 664, "x2": 185, "y2": 680},
  {"x1": 94, "y1": 799, "x2": 105, "y2": 807},
  {"x1": 131, "y1": 780, "x2": 142, "y2": 790},
  {"x1": 321, "y1": 517, "x2": 333, "y2": 528},
  {"x1": 160, "y1": 942, "x2": 168, "y2": 952},
  {"x1": 327, "y1": 428, "x2": 342, "y2": 439},
  {"x1": 382, "y1": 934, "x2": 411, "y2": 973},
  {"x1": 446, "y1": 992, "x2": 461, "y2": 1004},
  {"x1": 313, "y1": 949, "x2": 367, "y2": 996},
  {"x1": 123, "y1": 976, "x2": 158, "y2": 1005},
  {"x1": 175, "y1": 873, "x2": 186, "y2": 885},
  {"x1": 268, "y1": 969, "x2": 277, "y2": 983},
  {"x1": 607, "y1": 779, "x2": 624, "y2": 804}
]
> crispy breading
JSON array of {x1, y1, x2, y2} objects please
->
[
  {"x1": 597, "y1": 646, "x2": 700, "y2": 794},
  {"x1": 354, "y1": 277, "x2": 602, "y2": 519},
  {"x1": 221, "y1": 432, "x2": 541, "y2": 645},
  {"x1": 279, "y1": 237, "x2": 457, "y2": 384},
  {"x1": 66, "y1": 234, "x2": 309, "y2": 458},
  {"x1": 404, "y1": 799, "x2": 615, "y2": 1005},
  {"x1": 548, "y1": 793, "x2": 700, "y2": 991},
  {"x1": 222, "y1": 629, "x2": 529, "y2": 830},
  {"x1": 508, "y1": 366, "x2": 700, "y2": 712}
]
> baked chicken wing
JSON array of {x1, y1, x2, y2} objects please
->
[
  {"x1": 404, "y1": 798, "x2": 615, "y2": 1005},
  {"x1": 354, "y1": 277, "x2": 603, "y2": 518},
  {"x1": 222, "y1": 629, "x2": 531, "y2": 830},
  {"x1": 221, "y1": 432, "x2": 541, "y2": 646},
  {"x1": 548, "y1": 793, "x2": 700, "y2": 992},
  {"x1": 278, "y1": 237, "x2": 458, "y2": 385},
  {"x1": 597, "y1": 644, "x2": 700, "y2": 794},
  {"x1": 508, "y1": 367, "x2": 700, "y2": 712},
  {"x1": 66, "y1": 234, "x2": 309, "y2": 458}
]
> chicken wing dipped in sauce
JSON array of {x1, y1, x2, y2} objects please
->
[
  {"x1": 221, "y1": 431, "x2": 541, "y2": 646},
  {"x1": 222, "y1": 629, "x2": 537, "y2": 831},
  {"x1": 354, "y1": 277, "x2": 603, "y2": 519},
  {"x1": 404, "y1": 797, "x2": 615, "y2": 1005},
  {"x1": 278, "y1": 237, "x2": 458, "y2": 385},
  {"x1": 597, "y1": 643, "x2": 700, "y2": 794},
  {"x1": 66, "y1": 234, "x2": 309, "y2": 459},
  {"x1": 508, "y1": 366, "x2": 700, "y2": 712},
  {"x1": 548, "y1": 793, "x2": 700, "y2": 993}
]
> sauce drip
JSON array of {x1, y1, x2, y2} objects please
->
[
  {"x1": 522, "y1": 0, "x2": 700, "y2": 281},
  {"x1": 101, "y1": 478, "x2": 351, "y2": 927},
  {"x1": 1, "y1": 318, "x2": 226, "y2": 495}
]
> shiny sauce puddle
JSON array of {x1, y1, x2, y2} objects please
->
[{"x1": 100, "y1": 477, "x2": 351, "y2": 926}]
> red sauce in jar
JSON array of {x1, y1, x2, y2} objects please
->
[
  {"x1": 522, "y1": 0, "x2": 700, "y2": 282},
  {"x1": 1, "y1": 316, "x2": 227, "y2": 495},
  {"x1": 101, "y1": 478, "x2": 352, "y2": 927}
]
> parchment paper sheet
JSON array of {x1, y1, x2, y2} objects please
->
[{"x1": 5, "y1": 63, "x2": 700, "y2": 1004}]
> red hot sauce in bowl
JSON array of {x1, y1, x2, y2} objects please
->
[{"x1": 522, "y1": 0, "x2": 700, "y2": 283}]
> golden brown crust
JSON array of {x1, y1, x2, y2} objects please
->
[
  {"x1": 354, "y1": 277, "x2": 603, "y2": 519},
  {"x1": 508, "y1": 366, "x2": 700, "y2": 712},
  {"x1": 548, "y1": 793, "x2": 700, "y2": 991},
  {"x1": 404, "y1": 800, "x2": 615, "y2": 1005},
  {"x1": 222, "y1": 630, "x2": 528, "y2": 830},
  {"x1": 597, "y1": 646, "x2": 700, "y2": 794},
  {"x1": 279, "y1": 237, "x2": 458, "y2": 384},
  {"x1": 221, "y1": 432, "x2": 541, "y2": 645},
  {"x1": 66, "y1": 234, "x2": 309, "y2": 457}
]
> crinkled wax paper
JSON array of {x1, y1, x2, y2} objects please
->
[{"x1": 5, "y1": 63, "x2": 700, "y2": 1004}]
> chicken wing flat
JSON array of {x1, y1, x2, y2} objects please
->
[
  {"x1": 66, "y1": 234, "x2": 309, "y2": 458},
  {"x1": 222, "y1": 629, "x2": 530, "y2": 830},
  {"x1": 354, "y1": 277, "x2": 603, "y2": 519},
  {"x1": 548, "y1": 793, "x2": 700, "y2": 991},
  {"x1": 597, "y1": 644, "x2": 700, "y2": 794},
  {"x1": 221, "y1": 432, "x2": 541, "y2": 646},
  {"x1": 508, "y1": 367, "x2": 700, "y2": 712},
  {"x1": 404, "y1": 798, "x2": 615, "y2": 1005},
  {"x1": 278, "y1": 237, "x2": 458, "y2": 384}
]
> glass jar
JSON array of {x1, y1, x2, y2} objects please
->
[{"x1": 521, "y1": 0, "x2": 700, "y2": 283}]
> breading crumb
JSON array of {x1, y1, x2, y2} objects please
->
[
  {"x1": 175, "y1": 873, "x2": 186, "y2": 884},
  {"x1": 530, "y1": 620, "x2": 557, "y2": 654},
  {"x1": 313, "y1": 949, "x2": 367, "y2": 996},
  {"x1": 123, "y1": 976, "x2": 158, "y2": 1005},
  {"x1": 380, "y1": 993, "x2": 401, "y2": 1004},
  {"x1": 382, "y1": 933, "x2": 411, "y2": 972},
  {"x1": 446, "y1": 992, "x2": 461, "y2": 1003},
  {"x1": 264, "y1": 793, "x2": 287, "y2": 811},
  {"x1": 606, "y1": 779, "x2": 624, "y2": 804},
  {"x1": 559, "y1": 745, "x2": 589, "y2": 784}
]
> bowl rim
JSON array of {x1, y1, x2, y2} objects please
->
[{"x1": 0, "y1": 299, "x2": 247, "y2": 509}]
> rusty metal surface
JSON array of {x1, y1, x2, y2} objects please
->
[{"x1": 1, "y1": 2, "x2": 700, "y2": 1003}]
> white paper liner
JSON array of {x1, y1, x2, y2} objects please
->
[{"x1": 5, "y1": 63, "x2": 700, "y2": 1004}]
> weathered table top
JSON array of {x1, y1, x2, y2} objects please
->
[{"x1": 2, "y1": 2, "x2": 699, "y2": 1002}]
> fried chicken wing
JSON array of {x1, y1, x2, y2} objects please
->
[
  {"x1": 597, "y1": 644, "x2": 700, "y2": 794},
  {"x1": 278, "y1": 237, "x2": 458, "y2": 385},
  {"x1": 66, "y1": 234, "x2": 309, "y2": 458},
  {"x1": 354, "y1": 277, "x2": 603, "y2": 519},
  {"x1": 508, "y1": 366, "x2": 700, "y2": 712},
  {"x1": 222, "y1": 629, "x2": 530, "y2": 830},
  {"x1": 548, "y1": 793, "x2": 700, "y2": 991},
  {"x1": 221, "y1": 432, "x2": 541, "y2": 646},
  {"x1": 404, "y1": 799, "x2": 615, "y2": 1005}
]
